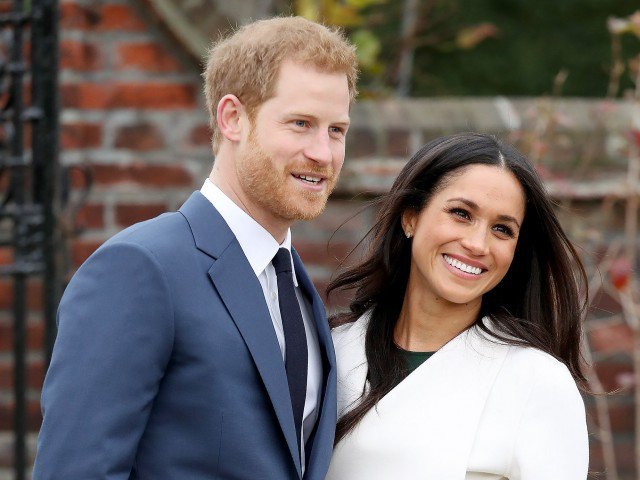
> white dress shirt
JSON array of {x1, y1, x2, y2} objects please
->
[{"x1": 200, "y1": 179, "x2": 322, "y2": 472}]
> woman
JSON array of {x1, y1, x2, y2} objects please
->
[{"x1": 326, "y1": 133, "x2": 589, "y2": 479}]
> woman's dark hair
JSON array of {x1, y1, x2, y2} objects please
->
[{"x1": 327, "y1": 132, "x2": 588, "y2": 444}]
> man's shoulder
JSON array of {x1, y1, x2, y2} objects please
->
[
  {"x1": 85, "y1": 210, "x2": 202, "y2": 271},
  {"x1": 108, "y1": 210, "x2": 191, "y2": 251}
]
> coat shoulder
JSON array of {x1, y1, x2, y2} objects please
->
[
  {"x1": 331, "y1": 312, "x2": 370, "y2": 351},
  {"x1": 505, "y1": 345, "x2": 574, "y2": 380}
]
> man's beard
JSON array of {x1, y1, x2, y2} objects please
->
[{"x1": 236, "y1": 130, "x2": 337, "y2": 222}]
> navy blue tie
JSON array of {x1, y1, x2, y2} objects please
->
[{"x1": 272, "y1": 248, "x2": 308, "y2": 457}]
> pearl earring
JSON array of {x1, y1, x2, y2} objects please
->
[{"x1": 406, "y1": 231, "x2": 412, "y2": 238}]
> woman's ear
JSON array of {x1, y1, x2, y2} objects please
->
[
  {"x1": 216, "y1": 94, "x2": 245, "y2": 143},
  {"x1": 402, "y1": 210, "x2": 417, "y2": 238}
]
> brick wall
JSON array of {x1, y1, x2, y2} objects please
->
[{"x1": 0, "y1": 0, "x2": 636, "y2": 478}]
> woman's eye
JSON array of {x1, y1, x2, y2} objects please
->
[
  {"x1": 450, "y1": 208, "x2": 470, "y2": 220},
  {"x1": 493, "y1": 224, "x2": 515, "y2": 238}
]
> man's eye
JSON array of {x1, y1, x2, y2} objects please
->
[{"x1": 294, "y1": 120, "x2": 307, "y2": 128}]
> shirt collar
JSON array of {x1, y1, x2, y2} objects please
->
[{"x1": 200, "y1": 179, "x2": 298, "y2": 286}]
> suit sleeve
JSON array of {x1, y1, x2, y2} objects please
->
[
  {"x1": 508, "y1": 358, "x2": 589, "y2": 480},
  {"x1": 33, "y1": 241, "x2": 175, "y2": 479}
]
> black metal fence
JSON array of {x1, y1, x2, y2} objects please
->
[{"x1": 0, "y1": 0, "x2": 60, "y2": 478}]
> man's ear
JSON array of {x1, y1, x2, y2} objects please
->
[{"x1": 217, "y1": 94, "x2": 245, "y2": 143}]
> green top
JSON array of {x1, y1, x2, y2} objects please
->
[
  {"x1": 394, "y1": 345, "x2": 436, "y2": 385},
  {"x1": 402, "y1": 350, "x2": 435, "y2": 374}
]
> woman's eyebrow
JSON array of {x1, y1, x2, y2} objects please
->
[{"x1": 447, "y1": 197, "x2": 521, "y2": 228}]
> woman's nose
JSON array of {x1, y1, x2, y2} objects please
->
[{"x1": 460, "y1": 227, "x2": 489, "y2": 256}]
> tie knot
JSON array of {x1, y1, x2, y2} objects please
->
[{"x1": 272, "y1": 248, "x2": 292, "y2": 275}]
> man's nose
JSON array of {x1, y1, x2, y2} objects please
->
[{"x1": 304, "y1": 131, "x2": 333, "y2": 165}]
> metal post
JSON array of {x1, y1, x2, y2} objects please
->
[
  {"x1": 9, "y1": 0, "x2": 27, "y2": 476},
  {"x1": 0, "y1": 0, "x2": 60, "y2": 477},
  {"x1": 31, "y1": 0, "x2": 60, "y2": 365}
]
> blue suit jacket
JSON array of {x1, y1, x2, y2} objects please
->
[{"x1": 33, "y1": 192, "x2": 337, "y2": 479}]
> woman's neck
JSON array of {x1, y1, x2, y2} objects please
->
[{"x1": 393, "y1": 290, "x2": 481, "y2": 352}]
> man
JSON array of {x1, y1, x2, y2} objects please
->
[{"x1": 33, "y1": 17, "x2": 357, "y2": 479}]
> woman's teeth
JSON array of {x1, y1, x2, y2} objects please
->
[{"x1": 443, "y1": 254, "x2": 482, "y2": 275}]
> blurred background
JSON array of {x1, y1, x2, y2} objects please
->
[{"x1": 0, "y1": 0, "x2": 639, "y2": 478}]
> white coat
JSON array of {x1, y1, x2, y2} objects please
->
[{"x1": 326, "y1": 313, "x2": 588, "y2": 480}]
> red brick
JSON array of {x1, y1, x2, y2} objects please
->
[
  {"x1": 386, "y1": 128, "x2": 411, "y2": 157},
  {"x1": 115, "y1": 203, "x2": 167, "y2": 227},
  {"x1": 0, "y1": 322, "x2": 44, "y2": 352},
  {"x1": 0, "y1": 248, "x2": 13, "y2": 266},
  {"x1": 97, "y1": 4, "x2": 145, "y2": 31},
  {"x1": 28, "y1": 279, "x2": 43, "y2": 312},
  {"x1": 116, "y1": 42, "x2": 181, "y2": 72},
  {"x1": 189, "y1": 124, "x2": 212, "y2": 147},
  {"x1": 0, "y1": 359, "x2": 45, "y2": 390},
  {"x1": 111, "y1": 83, "x2": 197, "y2": 109},
  {"x1": 60, "y1": 83, "x2": 109, "y2": 109},
  {"x1": 60, "y1": 2, "x2": 100, "y2": 30},
  {"x1": 608, "y1": 402, "x2": 634, "y2": 433},
  {"x1": 68, "y1": 164, "x2": 93, "y2": 190},
  {"x1": 61, "y1": 83, "x2": 197, "y2": 109},
  {"x1": 60, "y1": 3, "x2": 145, "y2": 32},
  {"x1": 61, "y1": 122, "x2": 102, "y2": 149},
  {"x1": 23, "y1": 122, "x2": 32, "y2": 149},
  {"x1": 115, "y1": 123, "x2": 164, "y2": 151},
  {"x1": 75, "y1": 203, "x2": 104, "y2": 230},
  {"x1": 71, "y1": 239, "x2": 103, "y2": 268},
  {"x1": 588, "y1": 322, "x2": 633, "y2": 355},
  {"x1": 0, "y1": 279, "x2": 42, "y2": 311},
  {"x1": 89, "y1": 163, "x2": 192, "y2": 188},
  {"x1": 0, "y1": 400, "x2": 42, "y2": 431},
  {"x1": 593, "y1": 361, "x2": 633, "y2": 392},
  {"x1": 589, "y1": 437, "x2": 635, "y2": 477},
  {"x1": 0, "y1": 280, "x2": 10, "y2": 310},
  {"x1": 347, "y1": 128, "x2": 377, "y2": 158},
  {"x1": 77, "y1": 164, "x2": 126, "y2": 186},
  {"x1": 60, "y1": 40, "x2": 102, "y2": 71}
]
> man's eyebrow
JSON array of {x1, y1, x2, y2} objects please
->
[
  {"x1": 287, "y1": 112, "x2": 350, "y2": 125},
  {"x1": 447, "y1": 197, "x2": 521, "y2": 228}
]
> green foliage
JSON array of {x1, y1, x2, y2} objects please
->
[
  {"x1": 291, "y1": 0, "x2": 640, "y2": 97},
  {"x1": 351, "y1": 29, "x2": 383, "y2": 72},
  {"x1": 407, "y1": 0, "x2": 640, "y2": 96},
  {"x1": 294, "y1": 0, "x2": 386, "y2": 77}
]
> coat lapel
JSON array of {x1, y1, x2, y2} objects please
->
[
  {"x1": 180, "y1": 192, "x2": 301, "y2": 476},
  {"x1": 378, "y1": 327, "x2": 508, "y2": 479},
  {"x1": 333, "y1": 314, "x2": 509, "y2": 480}
]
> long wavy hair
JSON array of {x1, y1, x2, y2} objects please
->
[{"x1": 327, "y1": 133, "x2": 588, "y2": 444}]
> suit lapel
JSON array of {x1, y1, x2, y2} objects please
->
[
  {"x1": 208, "y1": 246, "x2": 302, "y2": 475},
  {"x1": 291, "y1": 249, "x2": 337, "y2": 480},
  {"x1": 291, "y1": 249, "x2": 334, "y2": 371},
  {"x1": 180, "y1": 192, "x2": 302, "y2": 476}
]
